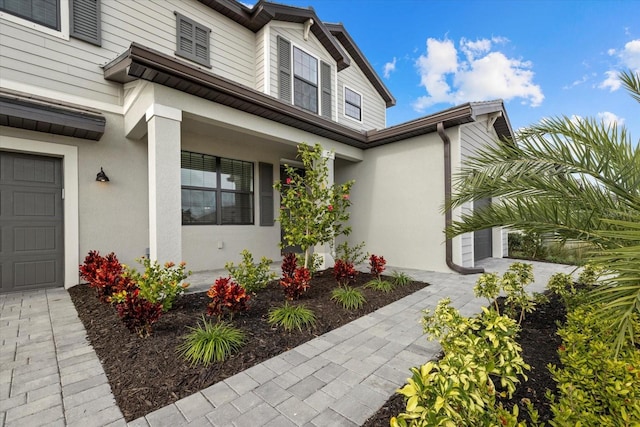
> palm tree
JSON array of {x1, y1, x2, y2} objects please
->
[{"x1": 446, "y1": 70, "x2": 640, "y2": 351}]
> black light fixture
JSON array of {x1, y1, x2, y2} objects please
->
[{"x1": 96, "y1": 167, "x2": 110, "y2": 182}]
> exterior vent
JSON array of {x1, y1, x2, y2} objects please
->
[{"x1": 175, "y1": 12, "x2": 211, "y2": 68}]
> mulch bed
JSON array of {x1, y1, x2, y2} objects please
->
[
  {"x1": 362, "y1": 292, "x2": 566, "y2": 425},
  {"x1": 69, "y1": 269, "x2": 428, "y2": 422}
]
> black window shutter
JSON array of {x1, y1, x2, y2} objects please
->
[
  {"x1": 320, "y1": 61, "x2": 332, "y2": 119},
  {"x1": 175, "y1": 12, "x2": 211, "y2": 68},
  {"x1": 70, "y1": 0, "x2": 101, "y2": 45},
  {"x1": 259, "y1": 162, "x2": 274, "y2": 226},
  {"x1": 277, "y1": 36, "x2": 291, "y2": 102}
]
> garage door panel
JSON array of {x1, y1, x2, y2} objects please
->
[
  {"x1": 12, "y1": 156, "x2": 59, "y2": 185},
  {"x1": 14, "y1": 226, "x2": 58, "y2": 252},
  {"x1": 13, "y1": 191, "x2": 58, "y2": 217},
  {"x1": 14, "y1": 260, "x2": 57, "y2": 288},
  {"x1": 1, "y1": 151, "x2": 63, "y2": 293}
]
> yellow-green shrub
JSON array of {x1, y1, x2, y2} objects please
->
[
  {"x1": 547, "y1": 304, "x2": 640, "y2": 426},
  {"x1": 391, "y1": 299, "x2": 533, "y2": 427}
]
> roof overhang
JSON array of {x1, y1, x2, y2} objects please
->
[
  {"x1": 198, "y1": 0, "x2": 351, "y2": 70},
  {"x1": 325, "y1": 23, "x2": 395, "y2": 108},
  {"x1": 0, "y1": 88, "x2": 105, "y2": 140},
  {"x1": 104, "y1": 43, "x2": 368, "y2": 147},
  {"x1": 196, "y1": 0, "x2": 399, "y2": 104},
  {"x1": 103, "y1": 43, "x2": 513, "y2": 149}
]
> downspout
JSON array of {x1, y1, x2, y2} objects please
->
[{"x1": 437, "y1": 121, "x2": 484, "y2": 274}]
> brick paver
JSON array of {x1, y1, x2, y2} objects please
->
[{"x1": 0, "y1": 259, "x2": 575, "y2": 426}]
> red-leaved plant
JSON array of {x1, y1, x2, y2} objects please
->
[
  {"x1": 79, "y1": 250, "x2": 132, "y2": 303},
  {"x1": 280, "y1": 266, "x2": 311, "y2": 300},
  {"x1": 333, "y1": 259, "x2": 357, "y2": 286},
  {"x1": 369, "y1": 254, "x2": 386, "y2": 278},
  {"x1": 207, "y1": 277, "x2": 251, "y2": 320},
  {"x1": 114, "y1": 289, "x2": 163, "y2": 338},
  {"x1": 281, "y1": 252, "x2": 298, "y2": 280}
]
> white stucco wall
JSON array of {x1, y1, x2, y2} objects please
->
[{"x1": 337, "y1": 131, "x2": 456, "y2": 272}]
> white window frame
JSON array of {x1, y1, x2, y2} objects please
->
[
  {"x1": 0, "y1": 0, "x2": 70, "y2": 40},
  {"x1": 343, "y1": 85, "x2": 363, "y2": 123},
  {"x1": 291, "y1": 44, "x2": 320, "y2": 114}
]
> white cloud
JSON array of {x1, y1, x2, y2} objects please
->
[
  {"x1": 621, "y1": 39, "x2": 640, "y2": 71},
  {"x1": 599, "y1": 70, "x2": 622, "y2": 91},
  {"x1": 598, "y1": 111, "x2": 625, "y2": 127},
  {"x1": 599, "y1": 39, "x2": 640, "y2": 91},
  {"x1": 563, "y1": 74, "x2": 590, "y2": 90},
  {"x1": 383, "y1": 57, "x2": 397, "y2": 79},
  {"x1": 412, "y1": 37, "x2": 543, "y2": 112}
]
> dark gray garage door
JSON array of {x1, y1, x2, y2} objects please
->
[
  {"x1": 1, "y1": 151, "x2": 64, "y2": 293},
  {"x1": 473, "y1": 198, "x2": 492, "y2": 261}
]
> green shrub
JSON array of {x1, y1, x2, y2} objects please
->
[
  {"x1": 225, "y1": 250, "x2": 277, "y2": 294},
  {"x1": 124, "y1": 258, "x2": 190, "y2": 311},
  {"x1": 331, "y1": 286, "x2": 366, "y2": 310},
  {"x1": 392, "y1": 299, "x2": 532, "y2": 426},
  {"x1": 474, "y1": 262, "x2": 539, "y2": 324},
  {"x1": 335, "y1": 241, "x2": 367, "y2": 265},
  {"x1": 391, "y1": 271, "x2": 412, "y2": 287},
  {"x1": 364, "y1": 278, "x2": 395, "y2": 293},
  {"x1": 177, "y1": 318, "x2": 246, "y2": 365},
  {"x1": 547, "y1": 304, "x2": 640, "y2": 426},
  {"x1": 546, "y1": 272, "x2": 588, "y2": 310},
  {"x1": 576, "y1": 263, "x2": 604, "y2": 286},
  {"x1": 268, "y1": 302, "x2": 316, "y2": 332}
]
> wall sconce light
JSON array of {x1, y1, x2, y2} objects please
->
[{"x1": 96, "y1": 167, "x2": 110, "y2": 182}]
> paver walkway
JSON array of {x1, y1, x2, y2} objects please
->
[{"x1": 0, "y1": 259, "x2": 578, "y2": 426}]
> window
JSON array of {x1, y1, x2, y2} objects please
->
[
  {"x1": 0, "y1": 0, "x2": 60, "y2": 29},
  {"x1": 293, "y1": 47, "x2": 318, "y2": 114},
  {"x1": 181, "y1": 151, "x2": 253, "y2": 225},
  {"x1": 175, "y1": 12, "x2": 211, "y2": 68},
  {"x1": 344, "y1": 87, "x2": 362, "y2": 121},
  {"x1": 278, "y1": 36, "x2": 332, "y2": 118}
]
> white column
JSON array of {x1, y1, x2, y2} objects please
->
[
  {"x1": 314, "y1": 149, "x2": 335, "y2": 269},
  {"x1": 146, "y1": 104, "x2": 182, "y2": 264}
]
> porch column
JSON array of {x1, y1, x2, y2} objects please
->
[
  {"x1": 146, "y1": 104, "x2": 182, "y2": 264},
  {"x1": 315, "y1": 149, "x2": 335, "y2": 269}
]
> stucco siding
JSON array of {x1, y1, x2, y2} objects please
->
[
  {"x1": 339, "y1": 133, "x2": 449, "y2": 272},
  {"x1": 180, "y1": 130, "x2": 287, "y2": 271}
]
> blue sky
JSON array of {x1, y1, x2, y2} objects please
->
[{"x1": 273, "y1": 0, "x2": 640, "y2": 140}]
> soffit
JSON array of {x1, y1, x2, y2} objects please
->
[{"x1": 0, "y1": 88, "x2": 105, "y2": 140}]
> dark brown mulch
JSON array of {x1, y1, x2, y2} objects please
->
[
  {"x1": 362, "y1": 292, "x2": 566, "y2": 426},
  {"x1": 69, "y1": 269, "x2": 427, "y2": 422}
]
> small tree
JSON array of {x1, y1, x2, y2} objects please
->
[{"x1": 275, "y1": 143, "x2": 354, "y2": 269}]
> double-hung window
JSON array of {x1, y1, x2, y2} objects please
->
[
  {"x1": 293, "y1": 47, "x2": 318, "y2": 114},
  {"x1": 181, "y1": 151, "x2": 254, "y2": 225},
  {"x1": 344, "y1": 87, "x2": 362, "y2": 121},
  {"x1": 278, "y1": 36, "x2": 332, "y2": 119},
  {"x1": 0, "y1": 0, "x2": 60, "y2": 30}
]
